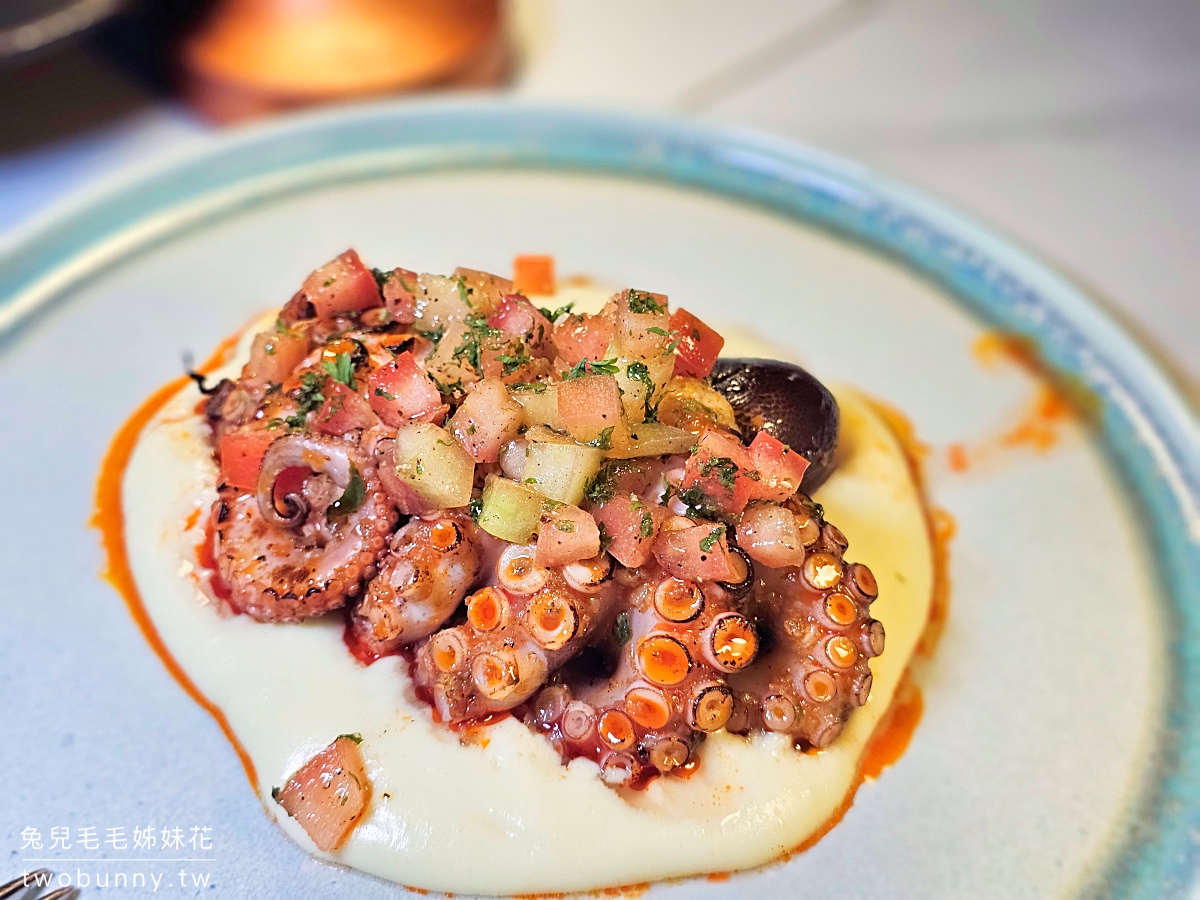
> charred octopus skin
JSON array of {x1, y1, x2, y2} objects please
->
[
  {"x1": 197, "y1": 248, "x2": 894, "y2": 795},
  {"x1": 709, "y1": 358, "x2": 840, "y2": 491},
  {"x1": 210, "y1": 434, "x2": 397, "y2": 622}
]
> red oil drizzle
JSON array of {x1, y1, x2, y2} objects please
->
[
  {"x1": 945, "y1": 331, "x2": 1097, "y2": 474},
  {"x1": 91, "y1": 335, "x2": 256, "y2": 787}
]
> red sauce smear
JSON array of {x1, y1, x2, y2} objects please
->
[
  {"x1": 92, "y1": 316, "x2": 952, "y2": 889},
  {"x1": 90, "y1": 336, "x2": 258, "y2": 787},
  {"x1": 945, "y1": 332, "x2": 1098, "y2": 474}
]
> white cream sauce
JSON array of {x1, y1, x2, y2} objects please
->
[{"x1": 122, "y1": 305, "x2": 933, "y2": 895}]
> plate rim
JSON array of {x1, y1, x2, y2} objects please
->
[{"x1": 1, "y1": 97, "x2": 1197, "y2": 898}]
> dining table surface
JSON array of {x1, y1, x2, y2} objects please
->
[{"x1": 2, "y1": 0, "x2": 1197, "y2": 395}]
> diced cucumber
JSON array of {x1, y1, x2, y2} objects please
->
[
  {"x1": 606, "y1": 422, "x2": 698, "y2": 459},
  {"x1": 523, "y1": 428, "x2": 605, "y2": 505},
  {"x1": 478, "y1": 476, "x2": 548, "y2": 543},
  {"x1": 393, "y1": 423, "x2": 475, "y2": 508},
  {"x1": 509, "y1": 382, "x2": 564, "y2": 430}
]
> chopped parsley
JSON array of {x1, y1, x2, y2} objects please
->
[
  {"x1": 613, "y1": 611, "x2": 632, "y2": 644},
  {"x1": 647, "y1": 325, "x2": 681, "y2": 355},
  {"x1": 415, "y1": 325, "x2": 446, "y2": 351},
  {"x1": 585, "y1": 465, "x2": 617, "y2": 504},
  {"x1": 562, "y1": 358, "x2": 619, "y2": 380},
  {"x1": 468, "y1": 497, "x2": 483, "y2": 521},
  {"x1": 496, "y1": 341, "x2": 532, "y2": 375},
  {"x1": 326, "y1": 465, "x2": 366, "y2": 518},
  {"x1": 588, "y1": 426, "x2": 615, "y2": 451},
  {"x1": 322, "y1": 351, "x2": 357, "y2": 389},
  {"x1": 371, "y1": 267, "x2": 392, "y2": 289},
  {"x1": 452, "y1": 314, "x2": 503, "y2": 377},
  {"x1": 698, "y1": 525, "x2": 726, "y2": 553},
  {"x1": 285, "y1": 371, "x2": 326, "y2": 428},
  {"x1": 626, "y1": 289, "x2": 665, "y2": 315},
  {"x1": 700, "y1": 456, "x2": 740, "y2": 490},
  {"x1": 338, "y1": 732, "x2": 364, "y2": 744},
  {"x1": 598, "y1": 521, "x2": 613, "y2": 552},
  {"x1": 639, "y1": 511, "x2": 655, "y2": 538},
  {"x1": 626, "y1": 361, "x2": 657, "y2": 420},
  {"x1": 536, "y1": 302, "x2": 574, "y2": 321},
  {"x1": 374, "y1": 387, "x2": 396, "y2": 401},
  {"x1": 555, "y1": 520, "x2": 576, "y2": 533},
  {"x1": 456, "y1": 276, "x2": 473, "y2": 306}
]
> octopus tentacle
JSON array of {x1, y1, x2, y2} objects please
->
[
  {"x1": 347, "y1": 511, "x2": 483, "y2": 657},
  {"x1": 414, "y1": 545, "x2": 621, "y2": 723},
  {"x1": 527, "y1": 569, "x2": 759, "y2": 786},
  {"x1": 212, "y1": 437, "x2": 396, "y2": 622},
  {"x1": 728, "y1": 505, "x2": 882, "y2": 748}
]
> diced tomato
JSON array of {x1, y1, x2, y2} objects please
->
[
  {"x1": 315, "y1": 382, "x2": 377, "y2": 435},
  {"x1": 746, "y1": 431, "x2": 809, "y2": 501},
  {"x1": 218, "y1": 429, "x2": 279, "y2": 491},
  {"x1": 512, "y1": 254, "x2": 556, "y2": 295},
  {"x1": 681, "y1": 430, "x2": 755, "y2": 514},
  {"x1": 452, "y1": 267, "x2": 513, "y2": 315},
  {"x1": 552, "y1": 313, "x2": 614, "y2": 365},
  {"x1": 669, "y1": 308, "x2": 724, "y2": 378},
  {"x1": 488, "y1": 295, "x2": 554, "y2": 357},
  {"x1": 243, "y1": 329, "x2": 311, "y2": 388},
  {"x1": 274, "y1": 736, "x2": 370, "y2": 852},
  {"x1": 653, "y1": 519, "x2": 738, "y2": 582},
  {"x1": 590, "y1": 492, "x2": 667, "y2": 568},
  {"x1": 301, "y1": 249, "x2": 381, "y2": 321},
  {"x1": 450, "y1": 379, "x2": 524, "y2": 463},
  {"x1": 368, "y1": 351, "x2": 444, "y2": 427},
  {"x1": 380, "y1": 267, "x2": 419, "y2": 323},
  {"x1": 614, "y1": 289, "x2": 671, "y2": 358},
  {"x1": 535, "y1": 504, "x2": 601, "y2": 568},
  {"x1": 557, "y1": 374, "x2": 623, "y2": 444}
]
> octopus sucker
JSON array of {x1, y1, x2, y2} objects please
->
[
  {"x1": 116, "y1": 250, "x2": 939, "y2": 891},
  {"x1": 212, "y1": 439, "x2": 397, "y2": 622}
]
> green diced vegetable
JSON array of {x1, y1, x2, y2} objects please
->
[
  {"x1": 509, "y1": 382, "x2": 564, "y2": 430},
  {"x1": 477, "y1": 476, "x2": 546, "y2": 543},
  {"x1": 523, "y1": 428, "x2": 606, "y2": 505},
  {"x1": 605, "y1": 422, "x2": 697, "y2": 459},
  {"x1": 393, "y1": 423, "x2": 475, "y2": 508}
]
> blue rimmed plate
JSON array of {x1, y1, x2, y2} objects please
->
[{"x1": 1, "y1": 102, "x2": 1197, "y2": 898}]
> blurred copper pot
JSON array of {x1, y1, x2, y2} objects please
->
[{"x1": 180, "y1": 0, "x2": 506, "y2": 123}]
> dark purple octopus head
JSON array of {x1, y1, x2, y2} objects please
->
[{"x1": 708, "y1": 358, "x2": 839, "y2": 491}]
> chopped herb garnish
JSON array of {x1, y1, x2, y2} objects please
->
[
  {"x1": 496, "y1": 341, "x2": 532, "y2": 375},
  {"x1": 374, "y1": 387, "x2": 396, "y2": 401},
  {"x1": 416, "y1": 325, "x2": 446, "y2": 351},
  {"x1": 338, "y1": 732, "x2": 364, "y2": 744},
  {"x1": 598, "y1": 521, "x2": 613, "y2": 552},
  {"x1": 456, "y1": 276, "x2": 472, "y2": 306},
  {"x1": 626, "y1": 361, "x2": 657, "y2": 420},
  {"x1": 555, "y1": 520, "x2": 576, "y2": 533},
  {"x1": 613, "y1": 611, "x2": 632, "y2": 644},
  {"x1": 265, "y1": 417, "x2": 285, "y2": 430},
  {"x1": 585, "y1": 465, "x2": 617, "y2": 504},
  {"x1": 326, "y1": 465, "x2": 366, "y2": 518},
  {"x1": 639, "y1": 511, "x2": 655, "y2": 538},
  {"x1": 700, "y1": 456, "x2": 740, "y2": 490},
  {"x1": 562, "y1": 358, "x2": 619, "y2": 380},
  {"x1": 452, "y1": 314, "x2": 503, "y2": 377},
  {"x1": 371, "y1": 267, "x2": 392, "y2": 289},
  {"x1": 285, "y1": 371, "x2": 326, "y2": 428},
  {"x1": 322, "y1": 351, "x2": 357, "y2": 389},
  {"x1": 468, "y1": 497, "x2": 483, "y2": 521},
  {"x1": 588, "y1": 426, "x2": 615, "y2": 451},
  {"x1": 699, "y1": 525, "x2": 726, "y2": 553},
  {"x1": 537, "y1": 302, "x2": 575, "y2": 321},
  {"x1": 626, "y1": 289, "x2": 665, "y2": 315},
  {"x1": 270, "y1": 786, "x2": 281, "y2": 802}
]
